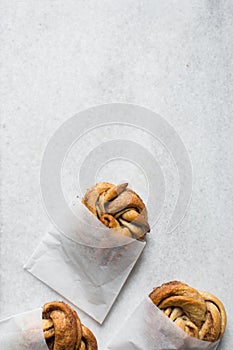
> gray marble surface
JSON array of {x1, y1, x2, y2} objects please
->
[{"x1": 1, "y1": 1, "x2": 233, "y2": 349}]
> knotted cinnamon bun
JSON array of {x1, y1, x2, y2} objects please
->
[
  {"x1": 82, "y1": 182, "x2": 150, "y2": 240},
  {"x1": 42, "y1": 302, "x2": 98, "y2": 350},
  {"x1": 149, "y1": 281, "x2": 226, "y2": 342}
]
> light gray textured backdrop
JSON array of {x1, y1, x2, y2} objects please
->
[{"x1": 0, "y1": 1, "x2": 233, "y2": 349}]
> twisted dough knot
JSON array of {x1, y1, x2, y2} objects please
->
[
  {"x1": 149, "y1": 281, "x2": 227, "y2": 342},
  {"x1": 82, "y1": 182, "x2": 150, "y2": 240},
  {"x1": 42, "y1": 302, "x2": 98, "y2": 350}
]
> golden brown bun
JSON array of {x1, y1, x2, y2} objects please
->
[
  {"x1": 82, "y1": 182, "x2": 150, "y2": 240},
  {"x1": 79, "y1": 325, "x2": 98, "y2": 350},
  {"x1": 42, "y1": 302, "x2": 98, "y2": 350},
  {"x1": 149, "y1": 281, "x2": 227, "y2": 342}
]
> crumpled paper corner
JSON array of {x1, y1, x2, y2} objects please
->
[
  {"x1": 24, "y1": 199, "x2": 146, "y2": 324},
  {"x1": 0, "y1": 308, "x2": 47, "y2": 350}
]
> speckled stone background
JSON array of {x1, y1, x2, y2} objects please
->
[{"x1": 0, "y1": 1, "x2": 233, "y2": 349}]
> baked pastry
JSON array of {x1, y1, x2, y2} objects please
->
[
  {"x1": 149, "y1": 281, "x2": 227, "y2": 342},
  {"x1": 82, "y1": 182, "x2": 150, "y2": 240},
  {"x1": 42, "y1": 301, "x2": 98, "y2": 350}
]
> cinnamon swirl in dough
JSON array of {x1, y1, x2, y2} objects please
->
[
  {"x1": 42, "y1": 302, "x2": 98, "y2": 350},
  {"x1": 82, "y1": 182, "x2": 150, "y2": 240},
  {"x1": 149, "y1": 281, "x2": 226, "y2": 342}
]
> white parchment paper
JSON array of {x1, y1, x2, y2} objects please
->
[
  {"x1": 0, "y1": 308, "x2": 47, "y2": 350},
  {"x1": 24, "y1": 199, "x2": 146, "y2": 324},
  {"x1": 108, "y1": 297, "x2": 221, "y2": 350}
]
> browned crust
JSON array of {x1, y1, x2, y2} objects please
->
[
  {"x1": 80, "y1": 324, "x2": 98, "y2": 350},
  {"x1": 82, "y1": 182, "x2": 150, "y2": 240},
  {"x1": 42, "y1": 302, "x2": 98, "y2": 350},
  {"x1": 149, "y1": 281, "x2": 227, "y2": 342}
]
